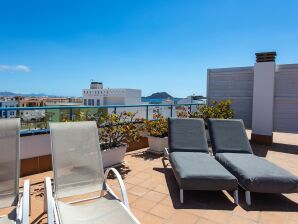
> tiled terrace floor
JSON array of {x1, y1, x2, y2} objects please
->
[{"x1": 20, "y1": 132, "x2": 298, "y2": 224}]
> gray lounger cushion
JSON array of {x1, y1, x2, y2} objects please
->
[
  {"x1": 208, "y1": 119, "x2": 253, "y2": 154},
  {"x1": 170, "y1": 152, "x2": 238, "y2": 191},
  {"x1": 168, "y1": 118, "x2": 208, "y2": 153},
  {"x1": 216, "y1": 153, "x2": 298, "y2": 193}
]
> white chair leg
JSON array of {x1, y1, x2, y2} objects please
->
[
  {"x1": 245, "y1": 191, "x2": 251, "y2": 206},
  {"x1": 164, "y1": 148, "x2": 169, "y2": 160},
  {"x1": 180, "y1": 189, "x2": 184, "y2": 204},
  {"x1": 233, "y1": 189, "x2": 239, "y2": 205}
]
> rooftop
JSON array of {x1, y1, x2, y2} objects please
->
[{"x1": 19, "y1": 131, "x2": 298, "y2": 224}]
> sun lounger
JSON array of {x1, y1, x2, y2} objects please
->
[
  {"x1": 0, "y1": 119, "x2": 30, "y2": 224},
  {"x1": 208, "y1": 118, "x2": 298, "y2": 206},
  {"x1": 44, "y1": 121, "x2": 140, "y2": 224},
  {"x1": 167, "y1": 118, "x2": 238, "y2": 204}
]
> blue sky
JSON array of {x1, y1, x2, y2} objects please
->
[{"x1": 1, "y1": 0, "x2": 298, "y2": 97}]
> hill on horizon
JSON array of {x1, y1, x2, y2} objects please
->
[{"x1": 145, "y1": 92, "x2": 174, "y2": 99}]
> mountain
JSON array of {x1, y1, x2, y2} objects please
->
[
  {"x1": 0, "y1": 91, "x2": 60, "y2": 97},
  {"x1": 145, "y1": 92, "x2": 173, "y2": 99}
]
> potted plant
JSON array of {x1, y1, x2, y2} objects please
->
[
  {"x1": 97, "y1": 111, "x2": 144, "y2": 168},
  {"x1": 144, "y1": 113, "x2": 168, "y2": 155},
  {"x1": 177, "y1": 99, "x2": 234, "y2": 141}
]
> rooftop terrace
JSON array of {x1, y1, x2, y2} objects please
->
[{"x1": 18, "y1": 131, "x2": 298, "y2": 224}]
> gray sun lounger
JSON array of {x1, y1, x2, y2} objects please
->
[
  {"x1": 166, "y1": 118, "x2": 238, "y2": 204},
  {"x1": 208, "y1": 119, "x2": 298, "y2": 206},
  {"x1": 0, "y1": 118, "x2": 30, "y2": 224},
  {"x1": 44, "y1": 121, "x2": 140, "y2": 224}
]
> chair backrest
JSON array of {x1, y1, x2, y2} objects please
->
[
  {"x1": 208, "y1": 119, "x2": 253, "y2": 154},
  {"x1": 50, "y1": 121, "x2": 104, "y2": 199},
  {"x1": 168, "y1": 118, "x2": 209, "y2": 153},
  {"x1": 0, "y1": 118, "x2": 20, "y2": 209}
]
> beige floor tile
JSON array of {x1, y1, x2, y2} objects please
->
[
  {"x1": 143, "y1": 190, "x2": 167, "y2": 202},
  {"x1": 232, "y1": 206, "x2": 260, "y2": 221},
  {"x1": 129, "y1": 185, "x2": 150, "y2": 197},
  {"x1": 200, "y1": 210, "x2": 232, "y2": 224},
  {"x1": 229, "y1": 216, "x2": 257, "y2": 224},
  {"x1": 196, "y1": 218, "x2": 222, "y2": 224},
  {"x1": 131, "y1": 207, "x2": 147, "y2": 220},
  {"x1": 167, "y1": 211, "x2": 199, "y2": 224},
  {"x1": 260, "y1": 212, "x2": 288, "y2": 224},
  {"x1": 140, "y1": 213, "x2": 166, "y2": 224},
  {"x1": 154, "y1": 184, "x2": 171, "y2": 195},
  {"x1": 288, "y1": 212, "x2": 298, "y2": 222},
  {"x1": 131, "y1": 197, "x2": 157, "y2": 211},
  {"x1": 150, "y1": 204, "x2": 175, "y2": 219}
]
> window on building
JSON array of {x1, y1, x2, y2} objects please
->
[
  {"x1": 84, "y1": 99, "x2": 87, "y2": 105},
  {"x1": 97, "y1": 99, "x2": 100, "y2": 106}
]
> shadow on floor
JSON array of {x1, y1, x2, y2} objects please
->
[
  {"x1": 251, "y1": 142, "x2": 298, "y2": 157},
  {"x1": 154, "y1": 161, "x2": 236, "y2": 211},
  {"x1": 31, "y1": 212, "x2": 47, "y2": 224},
  {"x1": 271, "y1": 143, "x2": 298, "y2": 155},
  {"x1": 239, "y1": 190, "x2": 298, "y2": 212},
  {"x1": 106, "y1": 164, "x2": 132, "y2": 180},
  {"x1": 129, "y1": 150, "x2": 163, "y2": 161},
  {"x1": 155, "y1": 158, "x2": 298, "y2": 212}
]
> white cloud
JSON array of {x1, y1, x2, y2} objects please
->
[
  {"x1": 0, "y1": 65, "x2": 10, "y2": 71},
  {"x1": 0, "y1": 64, "x2": 31, "y2": 72},
  {"x1": 13, "y1": 65, "x2": 31, "y2": 72}
]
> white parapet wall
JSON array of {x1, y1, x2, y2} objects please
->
[
  {"x1": 207, "y1": 53, "x2": 298, "y2": 142},
  {"x1": 207, "y1": 66, "x2": 254, "y2": 128},
  {"x1": 274, "y1": 64, "x2": 298, "y2": 133},
  {"x1": 20, "y1": 134, "x2": 51, "y2": 159}
]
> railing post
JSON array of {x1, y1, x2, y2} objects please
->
[
  {"x1": 146, "y1": 105, "x2": 149, "y2": 120},
  {"x1": 4, "y1": 110, "x2": 8, "y2": 118},
  {"x1": 170, "y1": 105, "x2": 173, "y2": 117},
  {"x1": 189, "y1": 104, "x2": 192, "y2": 113},
  {"x1": 114, "y1": 107, "x2": 117, "y2": 114},
  {"x1": 70, "y1": 108, "x2": 73, "y2": 121}
]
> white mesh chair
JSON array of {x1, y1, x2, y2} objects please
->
[
  {"x1": 0, "y1": 118, "x2": 30, "y2": 224},
  {"x1": 45, "y1": 121, "x2": 140, "y2": 224}
]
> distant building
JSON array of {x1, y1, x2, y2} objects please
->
[
  {"x1": 43, "y1": 97, "x2": 83, "y2": 106},
  {"x1": 0, "y1": 97, "x2": 18, "y2": 118},
  {"x1": 82, "y1": 82, "x2": 141, "y2": 106},
  {"x1": 18, "y1": 97, "x2": 45, "y2": 107},
  {"x1": 177, "y1": 95, "x2": 205, "y2": 105},
  {"x1": 17, "y1": 97, "x2": 45, "y2": 121}
]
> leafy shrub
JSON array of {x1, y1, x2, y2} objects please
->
[
  {"x1": 177, "y1": 99, "x2": 234, "y2": 123},
  {"x1": 144, "y1": 113, "x2": 168, "y2": 138},
  {"x1": 96, "y1": 112, "x2": 144, "y2": 150}
]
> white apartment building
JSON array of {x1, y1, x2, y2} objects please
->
[
  {"x1": 82, "y1": 82, "x2": 142, "y2": 106},
  {"x1": 0, "y1": 98, "x2": 18, "y2": 118}
]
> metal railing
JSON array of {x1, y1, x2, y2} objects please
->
[{"x1": 0, "y1": 103, "x2": 204, "y2": 135}]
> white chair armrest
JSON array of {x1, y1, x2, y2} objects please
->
[
  {"x1": 44, "y1": 177, "x2": 55, "y2": 224},
  {"x1": 104, "y1": 168, "x2": 130, "y2": 209},
  {"x1": 18, "y1": 179, "x2": 30, "y2": 224}
]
